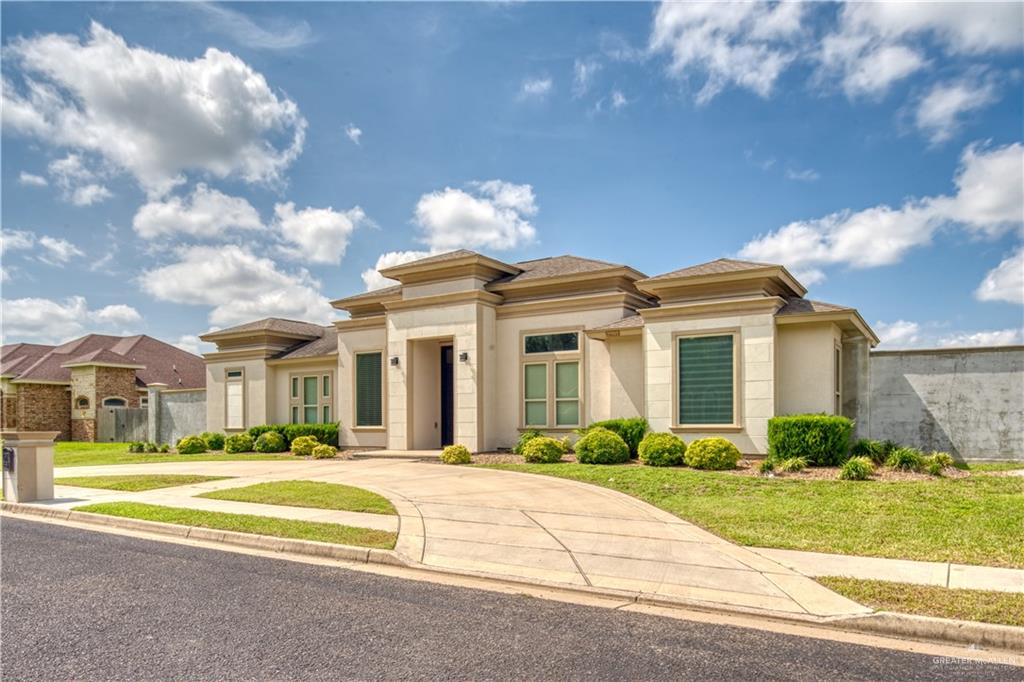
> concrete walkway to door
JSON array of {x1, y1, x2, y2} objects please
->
[{"x1": 45, "y1": 458, "x2": 869, "y2": 619}]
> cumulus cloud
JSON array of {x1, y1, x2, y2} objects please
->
[
  {"x1": 274, "y1": 202, "x2": 368, "y2": 265},
  {"x1": 139, "y1": 244, "x2": 334, "y2": 326},
  {"x1": 2, "y1": 22, "x2": 306, "y2": 196},
  {"x1": 18, "y1": 172, "x2": 47, "y2": 187},
  {"x1": 361, "y1": 249, "x2": 432, "y2": 291},
  {"x1": 976, "y1": 248, "x2": 1024, "y2": 305},
  {"x1": 874, "y1": 318, "x2": 1023, "y2": 349},
  {"x1": 0, "y1": 229, "x2": 36, "y2": 257},
  {"x1": 936, "y1": 328, "x2": 1023, "y2": 348},
  {"x1": 47, "y1": 154, "x2": 111, "y2": 206},
  {"x1": 519, "y1": 76, "x2": 553, "y2": 100},
  {"x1": 132, "y1": 184, "x2": 263, "y2": 240},
  {"x1": 414, "y1": 179, "x2": 537, "y2": 252},
  {"x1": 649, "y1": 1, "x2": 805, "y2": 103},
  {"x1": 874, "y1": 319, "x2": 922, "y2": 347},
  {"x1": 1, "y1": 295, "x2": 142, "y2": 344},
  {"x1": 915, "y1": 77, "x2": 999, "y2": 144},
  {"x1": 739, "y1": 142, "x2": 1023, "y2": 281},
  {"x1": 37, "y1": 236, "x2": 84, "y2": 266},
  {"x1": 345, "y1": 124, "x2": 362, "y2": 145},
  {"x1": 785, "y1": 167, "x2": 820, "y2": 182}
]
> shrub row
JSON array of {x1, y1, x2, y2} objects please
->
[
  {"x1": 247, "y1": 422, "x2": 339, "y2": 447},
  {"x1": 127, "y1": 441, "x2": 170, "y2": 453},
  {"x1": 767, "y1": 414, "x2": 854, "y2": 466}
]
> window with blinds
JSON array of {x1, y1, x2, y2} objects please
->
[
  {"x1": 678, "y1": 335, "x2": 734, "y2": 425},
  {"x1": 355, "y1": 352, "x2": 383, "y2": 427}
]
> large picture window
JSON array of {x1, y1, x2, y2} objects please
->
[
  {"x1": 677, "y1": 335, "x2": 735, "y2": 425},
  {"x1": 521, "y1": 330, "x2": 582, "y2": 428},
  {"x1": 355, "y1": 352, "x2": 383, "y2": 427}
]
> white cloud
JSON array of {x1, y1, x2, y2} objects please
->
[
  {"x1": 47, "y1": 154, "x2": 112, "y2": 206},
  {"x1": 739, "y1": 142, "x2": 1023, "y2": 280},
  {"x1": 140, "y1": 244, "x2": 334, "y2": 326},
  {"x1": 650, "y1": 1, "x2": 805, "y2": 104},
  {"x1": 274, "y1": 202, "x2": 368, "y2": 265},
  {"x1": 785, "y1": 167, "x2": 820, "y2": 182},
  {"x1": 976, "y1": 248, "x2": 1024, "y2": 305},
  {"x1": 610, "y1": 90, "x2": 628, "y2": 110},
  {"x1": 345, "y1": 124, "x2": 362, "y2": 145},
  {"x1": 0, "y1": 229, "x2": 36, "y2": 257},
  {"x1": 361, "y1": 250, "x2": 432, "y2": 291},
  {"x1": 2, "y1": 22, "x2": 306, "y2": 196},
  {"x1": 17, "y1": 172, "x2": 47, "y2": 187},
  {"x1": 414, "y1": 179, "x2": 537, "y2": 252},
  {"x1": 874, "y1": 319, "x2": 922, "y2": 348},
  {"x1": 937, "y1": 328, "x2": 1023, "y2": 348},
  {"x1": 915, "y1": 77, "x2": 999, "y2": 144},
  {"x1": 0, "y1": 296, "x2": 142, "y2": 344},
  {"x1": 132, "y1": 184, "x2": 263, "y2": 240},
  {"x1": 173, "y1": 334, "x2": 215, "y2": 356},
  {"x1": 191, "y1": 3, "x2": 314, "y2": 50},
  {"x1": 573, "y1": 58, "x2": 601, "y2": 97},
  {"x1": 819, "y1": 36, "x2": 927, "y2": 98},
  {"x1": 37, "y1": 236, "x2": 84, "y2": 266},
  {"x1": 874, "y1": 319, "x2": 1023, "y2": 349},
  {"x1": 519, "y1": 76, "x2": 553, "y2": 100}
]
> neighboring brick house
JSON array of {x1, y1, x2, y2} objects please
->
[{"x1": 0, "y1": 334, "x2": 205, "y2": 441}]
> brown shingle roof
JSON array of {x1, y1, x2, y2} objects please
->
[
  {"x1": 643, "y1": 258, "x2": 776, "y2": 283},
  {"x1": 499, "y1": 255, "x2": 641, "y2": 283},
  {"x1": 61, "y1": 348, "x2": 142, "y2": 367},
  {"x1": 201, "y1": 317, "x2": 326, "y2": 340},
  {"x1": 332, "y1": 284, "x2": 402, "y2": 303},
  {"x1": 274, "y1": 327, "x2": 338, "y2": 360},
  {"x1": 589, "y1": 315, "x2": 644, "y2": 331},
  {"x1": 776, "y1": 298, "x2": 852, "y2": 316}
]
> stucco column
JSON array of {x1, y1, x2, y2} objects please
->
[
  {"x1": 841, "y1": 338, "x2": 871, "y2": 439},
  {"x1": 1, "y1": 430, "x2": 59, "y2": 502},
  {"x1": 147, "y1": 383, "x2": 167, "y2": 444}
]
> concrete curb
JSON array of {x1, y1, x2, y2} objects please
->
[{"x1": 4, "y1": 501, "x2": 1021, "y2": 653}]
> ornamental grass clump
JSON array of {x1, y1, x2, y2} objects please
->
[
  {"x1": 684, "y1": 437, "x2": 741, "y2": 470},
  {"x1": 637, "y1": 432, "x2": 686, "y2": 467},
  {"x1": 521, "y1": 436, "x2": 566, "y2": 464},
  {"x1": 290, "y1": 435, "x2": 320, "y2": 457},
  {"x1": 839, "y1": 456, "x2": 874, "y2": 480},
  {"x1": 886, "y1": 446, "x2": 925, "y2": 472},
  {"x1": 777, "y1": 456, "x2": 808, "y2": 473},
  {"x1": 924, "y1": 451, "x2": 955, "y2": 476},
  {"x1": 574, "y1": 427, "x2": 630, "y2": 464},
  {"x1": 441, "y1": 444, "x2": 472, "y2": 465}
]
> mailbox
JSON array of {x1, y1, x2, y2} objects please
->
[{"x1": 1, "y1": 431, "x2": 58, "y2": 503}]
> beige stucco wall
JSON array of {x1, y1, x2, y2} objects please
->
[
  {"x1": 606, "y1": 336, "x2": 644, "y2": 420},
  {"x1": 337, "y1": 325, "x2": 387, "y2": 448},
  {"x1": 205, "y1": 358, "x2": 269, "y2": 433},
  {"x1": 403, "y1": 277, "x2": 489, "y2": 299},
  {"x1": 644, "y1": 311, "x2": 776, "y2": 454},
  {"x1": 776, "y1": 322, "x2": 842, "y2": 416}
]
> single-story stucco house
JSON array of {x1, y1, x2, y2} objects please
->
[
  {"x1": 0, "y1": 334, "x2": 206, "y2": 441},
  {"x1": 201, "y1": 250, "x2": 879, "y2": 455}
]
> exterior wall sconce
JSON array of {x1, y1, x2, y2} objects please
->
[
  {"x1": 390, "y1": 356, "x2": 400, "y2": 367},
  {"x1": 459, "y1": 352, "x2": 469, "y2": 362}
]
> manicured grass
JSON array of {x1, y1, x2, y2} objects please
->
[
  {"x1": 54, "y1": 442, "x2": 294, "y2": 468},
  {"x1": 199, "y1": 480, "x2": 396, "y2": 515},
  {"x1": 481, "y1": 463, "x2": 1024, "y2": 567},
  {"x1": 74, "y1": 502, "x2": 397, "y2": 549},
  {"x1": 55, "y1": 474, "x2": 230, "y2": 492},
  {"x1": 819, "y1": 577, "x2": 1024, "y2": 627},
  {"x1": 964, "y1": 461, "x2": 1024, "y2": 473}
]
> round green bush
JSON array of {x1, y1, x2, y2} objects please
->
[
  {"x1": 684, "y1": 437, "x2": 741, "y2": 470},
  {"x1": 201, "y1": 432, "x2": 225, "y2": 451},
  {"x1": 637, "y1": 432, "x2": 686, "y2": 467},
  {"x1": 574, "y1": 427, "x2": 629, "y2": 464},
  {"x1": 839, "y1": 456, "x2": 874, "y2": 480},
  {"x1": 290, "y1": 435, "x2": 320, "y2": 457},
  {"x1": 441, "y1": 444, "x2": 472, "y2": 465},
  {"x1": 254, "y1": 430, "x2": 287, "y2": 453},
  {"x1": 521, "y1": 436, "x2": 566, "y2": 463},
  {"x1": 886, "y1": 446, "x2": 924, "y2": 471},
  {"x1": 175, "y1": 435, "x2": 207, "y2": 455},
  {"x1": 224, "y1": 433, "x2": 254, "y2": 454},
  {"x1": 312, "y1": 444, "x2": 337, "y2": 459},
  {"x1": 513, "y1": 429, "x2": 544, "y2": 455}
]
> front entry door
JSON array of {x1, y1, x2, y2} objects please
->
[{"x1": 440, "y1": 346, "x2": 454, "y2": 447}]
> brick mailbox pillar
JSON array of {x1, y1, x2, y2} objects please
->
[{"x1": 1, "y1": 430, "x2": 59, "y2": 502}]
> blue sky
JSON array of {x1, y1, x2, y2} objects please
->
[{"x1": 1, "y1": 2, "x2": 1021, "y2": 353}]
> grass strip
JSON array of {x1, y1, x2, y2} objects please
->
[
  {"x1": 55, "y1": 474, "x2": 230, "y2": 492},
  {"x1": 74, "y1": 501, "x2": 396, "y2": 549},
  {"x1": 819, "y1": 577, "x2": 1024, "y2": 627},
  {"x1": 55, "y1": 442, "x2": 295, "y2": 468},
  {"x1": 199, "y1": 480, "x2": 396, "y2": 515}
]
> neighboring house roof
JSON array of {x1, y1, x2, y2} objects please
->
[
  {"x1": 641, "y1": 258, "x2": 776, "y2": 282},
  {"x1": 273, "y1": 326, "x2": 338, "y2": 360},
  {"x1": 1, "y1": 334, "x2": 205, "y2": 388},
  {"x1": 200, "y1": 317, "x2": 326, "y2": 341},
  {"x1": 495, "y1": 254, "x2": 645, "y2": 284}
]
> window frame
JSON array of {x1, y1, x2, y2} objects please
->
[
  {"x1": 287, "y1": 370, "x2": 336, "y2": 425},
  {"x1": 833, "y1": 342, "x2": 842, "y2": 415},
  {"x1": 518, "y1": 327, "x2": 584, "y2": 430},
  {"x1": 671, "y1": 329, "x2": 742, "y2": 432},
  {"x1": 101, "y1": 396, "x2": 128, "y2": 408},
  {"x1": 353, "y1": 350, "x2": 385, "y2": 429},
  {"x1": 224, "y1": 367, "x2": 246, "y2": 431}
]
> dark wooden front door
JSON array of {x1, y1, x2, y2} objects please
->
[{"x1": 440, "y1": 346, "x2": 454, "y2": 447}]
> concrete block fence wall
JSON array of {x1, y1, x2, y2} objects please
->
[
  {"x1": 147, "y1": 385, "x2": 206, "y2": 446},
  {"x1": 864, "y1": 346, "x2": 1023, "y2": 461}
]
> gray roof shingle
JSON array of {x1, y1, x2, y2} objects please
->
[{"x1": 642, "y1": 258, "x2": 776, "y2": 283}]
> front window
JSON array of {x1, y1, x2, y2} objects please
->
[
  {"x1": 355, "y1": 352, "x2": 383, "y2": 427},
  {"x1": 523, "y1": 364, "x2": 547, "y2": 426},
  {"x1": 102, "y1": 397, "x2": 127, "y2": 407},
  {"x1": 677, "y1": 335, "x2": 735, "y2": 425},
  {"x1": 521, "y1": 330, "x2": 582, "y2": 428},
  {"x1": 288, "y1": 372, "x2": 335, "y2": 424},
  {"x1": 225, "y1": 369, "x2": 244, "y2": 429},
  {"x1": 525, "y1": 332, "x2": 579, "y2": 354}
]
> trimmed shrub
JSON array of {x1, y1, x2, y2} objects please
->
[
  {"x1": 574, "y1": 427, "x2": 630, "y2": 464},
  {"x1": 767, "y1": 415, "x2": 854, "y2": 466},
  {"x1": 886, "y1": 446, "x2": 925, "y2": 472},
  {"x1": 441, "y1": 444, "x2": 472, "y2": 465},
  {"x1": 521, "y1": 436, "x2": 566, "y2": 464},
  {"x1": 637, "y1": 432, "x2": 686, "y2": 467},
  {"x1": 127, "y1": 441, "x2": 144, "y2": 453},
  {"x1": 312, "y1": 444, "x2": 337, "y2": 459},
  {"x1": 757, "y1": 458, "x2": 775, "y2": 475},
  {"x1": 584, "y1": 418, "x2": 649, "y2": 458},
  {"x1": 290, "y1": 435, "x2": 320, "y2": 457},
  {"x1": 777, "y1": 456, "x2": 808, "y2": 473},
  {"x1": 840, "y1": 456, "x2": 874, "y2": 480},
  {"x1": 201, "y1": 432, "x2": 225, "y2": 451},
  {"x1": 850, "y1": 438, "x2": 888, "y2": 465},
  {"x1": 254, "y1": 431, "x2": 287, "y2": 453},
  {"x1": 513, "y1": 429, "x2": 544, "y2": 455},
  {"x1": 175, "y1": 435, "x2": 207, "y2": 455},
  {"x1": 143, "y1": 442, "x2": 159, "y2": 453},
  {"x1": 248, "y1": 423, "x2": 339, "y2": 447},
  {"x1": 684, "y1": 437, "x2": 741, "y2": 470},
  {"x1": 224, "y1": 433, "x2": 254, "y2": 454}
]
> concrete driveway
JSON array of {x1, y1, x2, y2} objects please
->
[{"x1": 48, "y1": 458, "x2": 868, "y2": 619}]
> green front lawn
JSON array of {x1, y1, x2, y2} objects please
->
[
  {"x1": 481, "y1": 464, "x2": 1024, "y2": 567},
  {"x1": 819, "y1": 577, "x2": 1024, "y2": 627},
  {"x1": 74, "y1": 502, "x2": 396, "y2": 549},
  {"x1": 55, "y1": 474, "x2": 230, "y2": 492},
  {"x1": 198, "y1": 480, "x2": 396, "y2": 515},
  {"x1": 55, "y1": 442, "x2": 295, "y2": 468}
]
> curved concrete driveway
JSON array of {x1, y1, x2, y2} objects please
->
[{"x1": 49, "y1": 458, "x2": 868, "y2": 619}]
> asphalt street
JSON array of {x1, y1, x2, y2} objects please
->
[{"x1": 1, "y1": 517, "x2": 1019, "y2": 681}]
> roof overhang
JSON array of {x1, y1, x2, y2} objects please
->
[
  {"x1": 487, "y1": 266, "x2": 647, "y2": 293},
  {"x1": 636, "y1": 265, "x2": 807, "y2": 301},
  {"x1": 330, "y1": 288, "x2": 404, "y2": 315},
  {"x1": 379, "y1": 252, "x2": 520, "y2": 285},
  {"x1": 639, "y1": 295, "x2": 786, "y2": 322},
  {"x1": 267, "y1": 353, "x2": 339, "y2": 367},
  {"x1": 199, "y1": 328, "x2": 321, "y2": 344},
  {"x1": 775, "y1": 309, "x2": 880, "y2": 346}
]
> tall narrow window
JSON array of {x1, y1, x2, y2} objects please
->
[
  {"x1": 678, "y1": 335, "x2": 734, "y2": 425},
  {"x1": 555, "y1": 361, "x2": 580, "y2": 426},
  {"x1": 322, "y1": 375, "x2": 331, "y2": 398},
  {"x1": 291, "y1": 377, "x2": 299, "y2": 400},
  {"x1": 524, "y1": 363, "x2": 548, "y2": 426},
  {"x1": 834, "y1": 347, "x2": 842, "y2": 414},
  {"x1": 355, "y1": 352, "x2": 383, "y2": 427},
  {"x1": 303, "y1": 376, "x2": 318, "y2": 424},
  {"x1": 225, "y1": 369, "x2": 244, "y2": 429}
]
